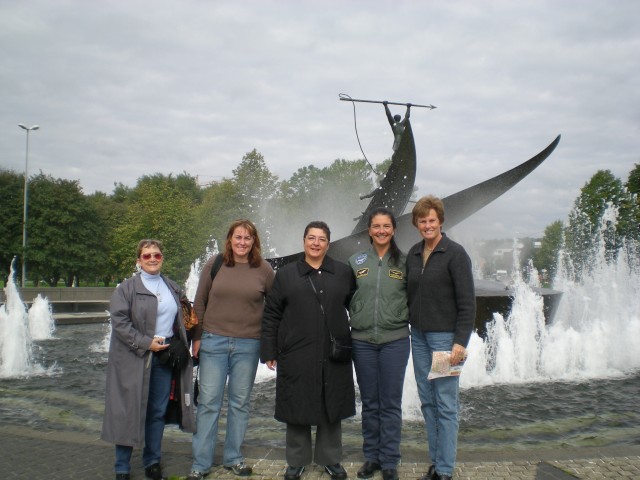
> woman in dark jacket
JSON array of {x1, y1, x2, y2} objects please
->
[
  {"x1": 407, "y1": 196, "x2": 475, "y2": 480},
  {"x1": 261, "y1": 221, "x2": 356, "y2": 480},
  {"x1": 102, "y1": 239, "x2": 195, "y2": 480}
]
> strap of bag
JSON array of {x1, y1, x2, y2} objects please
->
[
  {"x1": 210, "y1": 254, "x2": 224, "y2": 281},
  {"x1": 203, "y1": 254, "x2": 224, "y2": 311},
  {"x1": 308, "y1": 275, "x2": 335, "y2": 341}
]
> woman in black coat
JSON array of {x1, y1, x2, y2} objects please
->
[{"x1": 261, "y1": 221, "x2": 356, "y2": 480}]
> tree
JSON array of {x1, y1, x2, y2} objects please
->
[
  {"x1": 565, "y1": 170, "x2": 626, "y2": 278},
  {"x1": 26, "y1": 173, "x2": 104, "y2": 286},
  {"x1": 622, "y1": 163, "x2": 640, "y2": 242},
  {"x1": 270, "y1": 159, "x2": 375, "y2": 255},
  {"x1": 231, "y1": 149, "x2": 280, "y2": 254},
  {"x1": 110, "y1": 173, "x2": 204, "y2": 284},
  {"x1": 194, "y1": 178, "x2": 242, "y2": 257},
  {"x1": 533, "y1": 220, "x2": 564, "y2": 283},
  {"x1": 0, "y1": 170, "x2": 24, "y2": 281}
]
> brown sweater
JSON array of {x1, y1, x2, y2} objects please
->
[{"x1": 193, "y1": 255, "x2": 275, "y2": 340}]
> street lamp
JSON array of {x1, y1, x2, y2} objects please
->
[{"x1": 18, "y1": 124, "x2": 40, "y2": 288}]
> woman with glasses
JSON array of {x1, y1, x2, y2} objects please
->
[
  {"x1": 187, "y1": 220, "x2": 275, "y2": 480},
  {"x1": 348, "y1": 207, "x2": 410, "y2": 480},
  {"x1": 102, "y1": 239, "x2": 195, "y2": 480},
  {"x1": 261, "y1": 221, "x2": 356, "y2": 480}
]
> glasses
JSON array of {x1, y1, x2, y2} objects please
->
[
  {"x1": 141, "y1": 253, "x2": 163, "y2": 260},
  {"x1": 305, "y1": 235, "x2": 328, "y2": 244}
]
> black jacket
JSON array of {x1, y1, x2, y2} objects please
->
[
  {"x1": 407, "y1": 233, "x2": 475, "y2": 348},
  {"x1": 261, "y1": 255, "x2": 356, "y2": 425}
]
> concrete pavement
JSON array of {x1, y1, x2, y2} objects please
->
[{"x1": 2, "y1": 424, "x2": 639, "y2": 479}]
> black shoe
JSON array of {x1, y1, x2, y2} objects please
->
[
  {"x1": 115, "y1": 475, "x2": 130, "y2": 480},
  {"x1": 145, "y1": 463, "x2": 167, "y2": 480},
  {"x1": 284, "y1": 465, "x2": 305, "y2": 480},
  {"x1": 357, "y1": 461, "x2": 381, "y2": 479},
  {"x1": 418, "y1": 465, "x2": 436, "y2": 480},
  {"x1": 324, "y1": 463, "x2": 347, "y2": 480},
  {"x1": 382, "y1": 469, "x2": 398, "y2": 480},
  {"x1": 434, "y1": 475, "x2": 452, "y2": 480}
]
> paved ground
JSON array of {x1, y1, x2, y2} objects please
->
[{"x1": 2, "y1": 425, "x2": 639, "y2": 479}]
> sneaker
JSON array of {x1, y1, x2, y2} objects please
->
[
  {"x1": 224, "y1": 462, "x2": 253, "y2": 476},
  {"x1": 144, "y1": 463, "x2": 167, "y2": 480},
  {"x1": 186, "y1": 471, "x2": 210, "y2": 480},
  {"x1": 284, "y1": 465, "x2": 305, "y2": 480},
  {"x1": 324, "y1": 463, "x2": 347, "y2": 480}
]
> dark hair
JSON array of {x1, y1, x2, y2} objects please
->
[
  {"x1": 368, "y1": 207, "x2": 402, "y2": 266},
  {"x1": 303, "y1": 221, "x2": 331, "y2": 242},
  {"x1": 137, "y1": 239, "x2": 163, "y2": 258},
  {"x1": 223, "y1": 219, "x2": 263, "y2": 268},
  {"x1": 412, "y1": 195, "x2": 445, "y2": 226}
]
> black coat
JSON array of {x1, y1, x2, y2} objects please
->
[{"x1": 261, "y1": 255, "x2": 356, "y2": 425}]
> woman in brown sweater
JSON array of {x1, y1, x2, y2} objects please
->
[{"x1": 187, "y1": 220, "x2": 274, "y2": 480}]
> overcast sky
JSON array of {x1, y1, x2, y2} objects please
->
[{"x1": 2, "y1": 0, "x2": 639, "y2": 242}]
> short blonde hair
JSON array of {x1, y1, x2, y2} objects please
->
[{"x1": 412, "y1": 195, "x2": 445, "y2": 227}]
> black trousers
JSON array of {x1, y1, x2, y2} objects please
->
[{"x1": 285, "y1": 419, "x2": 342, "y2": 467}]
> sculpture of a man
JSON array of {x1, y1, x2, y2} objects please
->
[{"x1": 384, "y1": 101, "x2": 411, "y2": 151}]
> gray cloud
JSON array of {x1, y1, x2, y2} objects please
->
[{"x1": 2, "y1": 0, "x2": 639, "y2": 241}]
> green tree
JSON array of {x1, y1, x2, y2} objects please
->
[
  {"x1": 0, "y1": 170, "x2": 24, "y2": 281},
  {"x1": 565, "y1": 170, "x2": 626, "y2": 278},
  {"x1": 194, "y1": 178, "x2": 242, "y2": 256},
  {"x1": 270, "y1": 158, "x2": 375, "y2": 255},
  {"x1": 231, "y1": 149, "x2": 280, "y2": 254},
  {"x1": 26, "y1": 173, "x2": 104, "y2": 286},
  {"x1": 533, "y1": 220, "x2": 564, "y2": 283},
  {"x1": 621, "y1": 163, "x2": 640, "y2": 242},
  {"x1": 110, "y1": 173, "x2": 204, "y2": 284},
  {"x1": 85, "y1": 191, "x2": 120, "y2": 285}
]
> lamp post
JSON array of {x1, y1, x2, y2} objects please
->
[{"x1": 18, "y1": 124, "x2": 40, "y2": 288}]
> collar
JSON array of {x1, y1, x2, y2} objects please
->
[
  {"x1": 411, "y1": 232, "x2": 450, "y2": 256},
  {"x1": 296, "y1": 255, "x2": 336, "y2": 276}
]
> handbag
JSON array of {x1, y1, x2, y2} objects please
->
[
  {"x1": 181, "y1": 299, "x2": 198, "y2": 331},
  {"x1": 156, "y1": 338, "x2": 190, "y2": 370},
  {"x1": 329, "y1": 334, "x2": 352, "y2": 363}
]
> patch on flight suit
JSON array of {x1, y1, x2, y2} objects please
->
[
  {"x1": 389, "y1": 269, "x2": 403, "y2": 280},
  {"x1": 356, "y1": 268, "x2": 369, "y2": 278},
  {"x1": 354, "y1": 253, "x2": 368, "y2": 265}
]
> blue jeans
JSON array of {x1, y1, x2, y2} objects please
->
[
  {"x1": 115, "y1": 354, "x2": 173, "y2": 473},
  {"x1": 191, "y1": 332, "x2": 260, "y2": 472},
  {"x1": 352, "y1": 337, "x2": 410, "y2": 469},
  {"x1": 411, "y1": 329, "x2": 459, "y2": 477}
]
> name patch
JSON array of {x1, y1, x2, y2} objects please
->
[
  {"x1": 356, "y1": 268, "x2": 369, "y2": 278},
  {"x1": 389, "y1": 269, "x2": 403, "y2": 280}
]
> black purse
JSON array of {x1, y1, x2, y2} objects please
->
[
  {"x1": 156, "y1": 338, "x2": 190, "y2": 370},
  {"x1": 329, "y1": 334, "x2": 352, "y2": 363}
]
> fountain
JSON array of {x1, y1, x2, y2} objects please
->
[
  {"x1": 1, "y1": 218, "x2": 638, "y2": 451},
  {"x1": 0, "y1": 258, "x2": 54, "y2": 378},
  {"x1": 2, "y1": 99, "x2": 638, "y2": 453}
]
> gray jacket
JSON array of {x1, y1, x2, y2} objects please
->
[{"x1": 101, "y1": 274, "x2": 195, "y2": 447}]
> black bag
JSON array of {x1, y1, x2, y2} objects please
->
[
  {"x1": 156, "y1": 338, "x2": 190, "y2": 370},
  {"x1": 329, "y1": 334, "x2": 352, "y2": 363}
]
